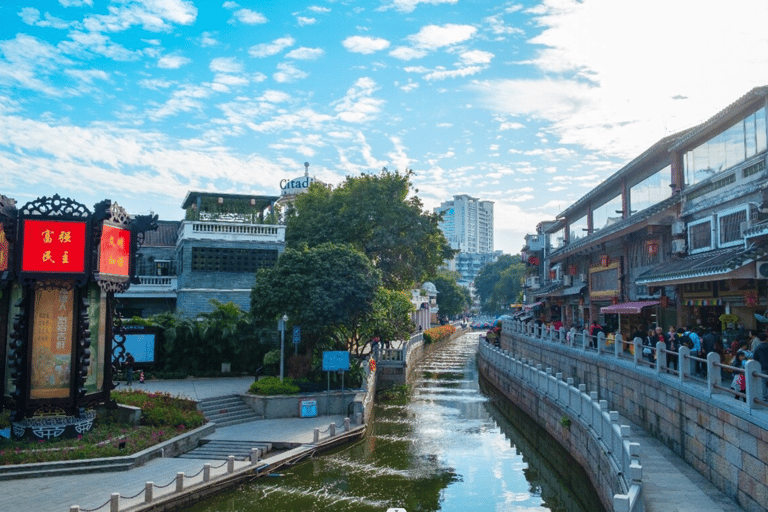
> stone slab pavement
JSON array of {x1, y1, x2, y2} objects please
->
[{"x1": 1, "y1": 377, "x2": 356, "y2": 512}]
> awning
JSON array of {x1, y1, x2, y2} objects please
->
[
  {"x1": 600, "y1": 301, "x2": 659, "y2": 314},
  {"x1": 524, "y1": 301, "x2": 543, "y2": 311},
  {"x1": 549, "y1": 284, "x2": 587, "y2": 297}
]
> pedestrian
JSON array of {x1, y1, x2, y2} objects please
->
[
  {"x1": 749, "y1": 329, "x2": 761, "y2": 353},
  {"x1": 643, "y1": 328, "x2": 656, "y2": 367},
  {"x1": 752, "y1": 333, "x2": 768, "y2": 401},
  {"x1": 589, "y1": 320, "x2": 602, "y2": 348},
  {"x1": 124, "y1": 352, "x2": 135, "y2": 386}
]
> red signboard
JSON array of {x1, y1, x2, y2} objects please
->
[
  {"x1": 21, "y1": 219, "x2": 87, "y2": 273},
  {"x1": 0, "y1": 223, "x2": 8, "y2": 272},
  {"x1": 98, "y1": 224, "x2": 131, "y2": 277}
]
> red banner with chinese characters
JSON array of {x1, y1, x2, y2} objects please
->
[
  {"x1": 0, "y1": 223, "x2": 8, "y2": 272},
  {"x1": 99, "y1": 224, "x2": 131, "y2": 277},
  {"x1": 21, "y1": 219, "x2": 87, "y2": 273}
]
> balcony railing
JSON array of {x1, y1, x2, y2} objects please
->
[
  {"x1": 116, "y1": 275, "x2": 177, "y2": 297},
  {"x1": 178, "y1": 221, "x2": 285, "y2": 243}
]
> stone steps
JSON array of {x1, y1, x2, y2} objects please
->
[
  {"x1": 176, "y1": 440, "x2": 272, "y2": 461},
  {"x1": 0, "y1": 456, "x2": 135, "y2": 481},
  {"x1": 198, "y1": 395, "x2": 262, "y2": 427}
]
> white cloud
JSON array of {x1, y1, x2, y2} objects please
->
[
  {"x1": 147, "y1": 84, "x2": 212, "y2": 120},
  {"x1": 342, "y1": 36, "x2": 390, "y2": 54},
  {"x1": 381, "y1": 0, "x2": 458, "y2": 14},
  {"x1": 249, "y1": 36, "x2": 295, "y2": 58},
  {"x1": 19, "y1": 8, "x2": 70, "y2": 29},
  {"x1": 273, "y1": 62, "x2": 308, "y2": 83},
  {"x1": 81, "y1": 0, "x2": 197, "y2": 32},
  {"x1": 460, "y1": 49, "x2": 494, "y2": 65},
  {"x1": 210, "y1": 57, "x2": 243, "y2": 74},
  {"x1": 424, "y1": 65, "x2": 481, "y2": 80},
  {"x1": 308, "y1": 6, "x2": 330, "y2": 13},
  {"x1": 389, "y1": 46, "x2": 428, "y2": 61},
  {"x1": 297, "y1": 16, "x2": 316, "y2": 26},
  {"x1": 158, "y1": 54, "x2": 190, "y2": 69},
  {"x1": 406, "y1": 24, "x2": 477, "y2": 50},
  {"x1": 285, "y1": 47, "x2": 324, "y2": 60},
  {"x1": 333, "y1": 77, "x2": 384, "y2": 123},
  {"x1": 229, "y1": 8, "x2": 267, "y2": 25}
]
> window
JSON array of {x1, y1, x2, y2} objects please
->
[
  {"x1": 592, "y1": 195, "x2": 623, "y2": 231},
  {"x1": 630, "y1": 165, "x2": 671, "y2": 214},
  {"x1": 688, "y1": 218, "x2": 713, "y2": 253},
  {"x1": 684, "y1": 106, "x2": 767, "y2": 186},
  {"x1": 718, "y1": 207, "x2": 748, "y2": 247},
  {"x1": 569, "y1": 215, "x2": 588, "y2": 241}
]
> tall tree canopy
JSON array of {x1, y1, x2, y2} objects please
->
[
  {"x1": 250, "y1": 243, "x2": 382, "y2": 351},
  {"x1": 431, "y1": 272, "x2": 470, "y2": 319},
  {"x1": 286, "y1": 169, "x2": 455, "y2": 291},
  {"x1": 474, "y1": 255, "x2": 526, "y2": 314}
]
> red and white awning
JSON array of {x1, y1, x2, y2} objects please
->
[{"x1": 600, "y1": 301, "x2": 659, "y2": 314}]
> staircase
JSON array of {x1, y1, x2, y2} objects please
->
[
  {"x1": 197, "y1": 394, "x2": 261, "y2": 427},
  {"x1": 177, "y1": 440, "x2": 272, "y2": 461}
]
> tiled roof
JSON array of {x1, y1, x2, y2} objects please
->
[
  {"x1": 140, "y1": 220, "x2": 180, "y2": 247},
  {"x1": 636, "y1": 244, "x2": 768, "y2": 284},
  {"x1": 532, "y1": 281, "x2": 563, "y2": 297}
]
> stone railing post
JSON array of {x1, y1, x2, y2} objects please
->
[
  {"x1": 632, "y1": 337, "x2": 642, "y2": 365},
  {"x1": 582, "y1": 329, "x2": 590, "y2": 351},
  {"x1": 655, "y1": 341, "x2": 666, "y2": 374},
  {"x1": 597, "y1": 331, "x2": 605, "y2": 354},
  {"x1": 679, "y1": 346, "x2": 691, "y2": 382},
  {"x1": 145, "y1": 482, "x2": 153, "y2": 503},
  {"x1": 110, "y1": 493, "x2": 119, "y2": 512},
  {"x1": 614, "y1": 333, "x2": 623, "y2": 358},
  {"x1": 176, "y1": 472, "x2": 184, "y2": 492},
  {"x1": 744, "y1": 359, "x2": 761, "y2": 409},
  {"x1": 707, "y1": 351, "x2": 722, "y2": 393}
]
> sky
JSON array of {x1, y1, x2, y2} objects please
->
[{"x1": 2, "y1": 0, "x2": 768, "y2": 255}]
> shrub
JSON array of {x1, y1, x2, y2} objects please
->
[
  {"x1": 249, "y1": 376, "x2": 300, "y2": 395},
  {"x1": 423, "y1": 325, "x2": 456, "y2": 344},
  {"x1": 112, "y1": 390, "x2": 204, "y2": 429}
]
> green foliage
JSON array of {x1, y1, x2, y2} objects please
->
[
  {"x1": 0, "y1": 391, "x2": 204, "y2": 465},
  {"x1": 112, "y1": 389, "x2": 205, "y2": 429},
  {"x1": 474, "y1": 255, "x2": 526, "y2": 314},
  {"x1": 431, "y1": 273, "x2": 469, "y2": 318},
  {"x1": 285, "y1": 169, "x2": 456, "y2": 291},
  {"x1": 341, "y1": 288, "x2": 415, "y2": 356},
  {"x1": 378, "y1": 384, "x2": 410, "y2": 402},
  {"x1": 249, "y1": 376, "x2": 300, "y2": 395},
  {"x1": 559, "y1": 416, "x2": 572, "y2": 428},
  {"x1": 128, "y1": 300, "x2": 271, "y2": 375},
  {"x1": 251, "y1": 243, "x2": 382, "y2": 353}
]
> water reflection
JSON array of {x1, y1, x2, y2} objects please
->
[{"x1": 184, "y1": 334, "x2": 604, "y2": 512}]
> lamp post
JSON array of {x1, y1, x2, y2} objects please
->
[{"x1": 279, "y1": 314, "x2": 288, "y2": 382}]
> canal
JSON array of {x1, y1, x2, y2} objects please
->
[{"x1": 185, "y1": 333, "x2": 605, "y2": 512}]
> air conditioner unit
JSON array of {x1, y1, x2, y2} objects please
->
[
  {"x1": 740, "y1": 220, "x2": 752, "y2": 237},
  {"x1": 757, "y1": 262, "x2": 768, "y2": 279},
  {"x1": 526, "y1": 276, "x2": 541, "y2": 289},
  {"x1": 671, "y1": 220, "x2": 686, "y2": 236},
  {"x1": 563, "y1": 275, "x2": 573, "y2": 286},
  {"x1": 672, "y1": 239, "x2": 686, "y2": 254}
]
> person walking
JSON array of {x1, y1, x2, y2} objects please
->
[
  {"x1": 752, "y1": 333, "x2": 768, "y2": 401},
  {"x1": 124, "y1": 352, "x2": 135, "y2": 386}
]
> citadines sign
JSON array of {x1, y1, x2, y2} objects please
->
[{"x1": 280, "y1": 176, "x2": 314, "y2": 196}]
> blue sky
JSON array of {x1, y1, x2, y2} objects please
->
[{"x1": 2, "y1": 0, "x2": 768, "y2": 254}]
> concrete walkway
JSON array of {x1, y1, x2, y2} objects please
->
[{"x1": 1, "y1": 377, "x2": 356, "y2": 512}]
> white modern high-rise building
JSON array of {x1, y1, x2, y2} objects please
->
[{"x1": 435, "y1": 194, "x2": 494, "y2": 253}]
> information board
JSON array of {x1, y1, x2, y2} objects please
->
[
  {"x1": 299, "y1": 399, "x2": 317, "y2": 418},
  {"x1": 322, "y1": 351, "x2": 350, "y2": 371}
]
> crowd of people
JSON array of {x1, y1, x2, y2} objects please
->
[{"x1": 520, "y1": 317, "x2": 768, "y2": 402}]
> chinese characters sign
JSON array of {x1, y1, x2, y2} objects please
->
[
  {"x1": 21, "y1": 219, "x2": 87, "y2": 274},
  {"x1": 30, "y1": 287, "x2": 74, "y2": 399},
  {"x1": 98, "y1": 224, "x2": 131, "y2": 278}
]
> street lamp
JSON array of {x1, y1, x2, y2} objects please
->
[{"x1": 278, "y1": 314, "x2": 288, "y2": 382}]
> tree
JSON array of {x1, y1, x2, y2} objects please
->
[
  {"x1": 250, "y1": 243, "x2": 382, "y2": 354},
  {"x1": 285, "y1": 169, "x2": 456, "y2": 291},
  {"x1": 474, "y1": 255, "x2": 526, "y2": 314},
  {"x1": 431, "y1": 273, "x2": 469, "y2": 318}
]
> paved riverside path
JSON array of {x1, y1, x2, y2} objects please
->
[{"x1": 0, "y1": 377, "x2": 354, "y2": 512}]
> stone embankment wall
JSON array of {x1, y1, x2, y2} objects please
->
[
  {"x1": 500, "y1": 329, "x2": 768, "y2": 512},
  {"x1": 477, "y1": 351, "x2": 624, "y2": 512}
]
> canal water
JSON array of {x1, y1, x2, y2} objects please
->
[{"x1": 185, "y1": 333, "x2": 605, "y2": 512}]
